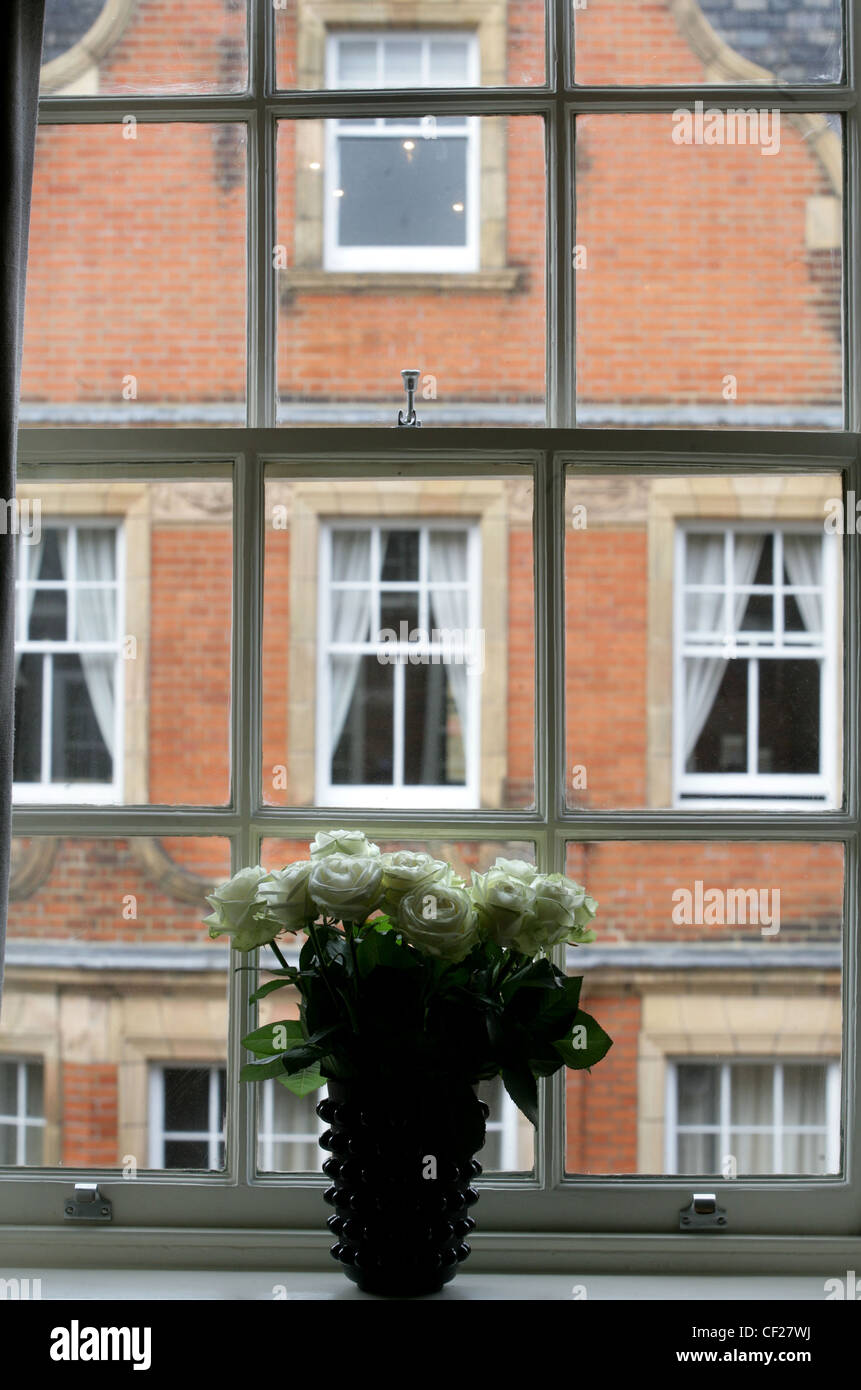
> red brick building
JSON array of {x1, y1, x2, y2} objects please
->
[{"x1": 0, "y1": 0, "x2": 844, "y2": 1182}]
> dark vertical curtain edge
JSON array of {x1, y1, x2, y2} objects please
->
[{"x1": 0, "y1": 2, "x2": 46, "y2": 1013}]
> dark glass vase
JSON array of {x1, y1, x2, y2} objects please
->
[{"x1": 317, "y1": 1076, "x2": 488, "y2": 1297}]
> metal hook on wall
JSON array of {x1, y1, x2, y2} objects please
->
[{"x1": 397, "y1": 368, "x2": 422, "y2": 427}]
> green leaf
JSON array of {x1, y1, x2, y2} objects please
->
[
  {"x1": 356, "y1": 927, "x2": 422, "y2": 978},
  {"x1": 276, "y1": 1065, "x2": 325, "y2": 1098},
  {"x1": 240, "y1": 1055, "x2": 292, "y2": 1082},
  {"x1": 248, "y1": 976, "x2": 295, "y2": 1004},
  {"x1": 501, "y1": 1062, "x2": 540, "y2": 1127},
  {"x1": 241, "y1": 1019, "x2": 305, "y2": 1057},
  {"x1": 553, "y1": 1011, "x2": 614, "y2": 1071}
]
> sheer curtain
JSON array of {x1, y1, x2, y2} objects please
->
[
  {"x1": 427, "y1": 530, "x2": 470, "y2": 743},
  {"x1": 783, "y1": 535, "x2": 823, "y2": 636},
  {"x1": 683, "y1": 533, "x2": 764, "y2": 764},
  {"x1": 328, "y1": 531, "x2": 372, "y2": 759},
  {"x1": 1, "y1": 1, "x2": 46, "y2": 1011},
  {"x1": 75, "y1": 530, "x2": 117, "y2": 758}
]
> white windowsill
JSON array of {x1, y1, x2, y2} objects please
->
[{"x1": 10, "y1": 1270, "x2": 841, "y2": 1301}]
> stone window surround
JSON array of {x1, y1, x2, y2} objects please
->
[
  {"x1": 10, "y1": 481, "x2": 229, "y2": 908},
  {"x1": 285, "y1": 0, "x2": 520, "y2": 293},
  {"x1": 634, "y1": 980, "x2": 841, "y2": 1174},
  {"x1": 39, "y1": 0, "x2": 136, "y2": 97},
  {"x1": 272, "y1": 475, "x2": 528, "y2": 809}
]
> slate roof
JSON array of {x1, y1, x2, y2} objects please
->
[
  {"x1": 697, "y1": 0, "x2": 843, "y2": 83},
  {"x1": 42, "y1": 0, "x2": 108, "y2": 67}
]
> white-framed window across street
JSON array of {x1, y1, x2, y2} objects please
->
[
  {"x1": 0, "y1": 1058, "x2": 45, "y2": 1166},
  {"x1": 324, "y1": 32, "x2": 480, "y2": 273},
  {"x1": 674, "y1": 523, "x2": 839, "y2": 808},
  {"x1": 13, "y1": 519, "x2": 123, "y2": 805},
  {"x1": 148, "y1": 1064, "x2": 226, "y2": 1171},
  {"x1": 317, "y1": 519, "x2": 481, "y2": 809},
  {"x1": 665, "y1": 1059, "x2": 841, "y2": 1177}
]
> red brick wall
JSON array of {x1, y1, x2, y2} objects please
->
[{"x1": 61, "y1": 1063, "x2": 119, "y2": 1167}]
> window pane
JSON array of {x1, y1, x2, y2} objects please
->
[
  {"x1": 163, "y1": 1067, "x2": 210, "y2": 1133},
  {"x1": 276, "y1": 5, "x2": 547, "y2": 87},
  {"x1": 575, "y1": 114, "x2": 843, "y2": 428},
  {"x1": 564, "y1": 473, "x2": 842, "y2": 809},
  {"x1": 257, "y1": 839, "x2": 537, "y2": 1174},
  {"x1": 14, "y1": 479, "x2": 233, "y2": 805},
  {"x1": 276, "y1": 117, "x2": 546, "y2": 424},
  {"x1": 564, "y1": 841, "x2": 843, "y2": 1176},
  {"x1": 41, "y1": 0, "x2": 248, "y2": 95},
  {"x1": 0, "y1": 836, "x2": 230, "y2": 1170},
  {"x1": 263, "y1": 474, "x2": 535, "y2": 809},
  {"x1": 22, "y1": 125, "x2": 247, "y2": 428},
  {"x1": 574, "y1": 0, "x2": 843, "y2": 84}
]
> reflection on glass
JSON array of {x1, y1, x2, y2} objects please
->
[
  {"x1": 0, "y1": 837, "x2": 230, "y2": 1170},
  {"x1": 564, "y1": 841, "x2": 843, "y2": 1176}
]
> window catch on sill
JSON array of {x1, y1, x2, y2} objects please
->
[
  {"x1": 680, "y1": 1193, "x2": 727, "y2": 1231},
  {"x1": 64, "y1": 1182, "x2": 112, "y2": 1222}
]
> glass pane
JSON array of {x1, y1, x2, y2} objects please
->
[
  {"x1": 564, "y1": 472, "x2": 843, "y2": 809},
  {"x1": 0, "y1": 836, "x2": 230, "y2": 1169},
  {"x1": 14, "y1": 479, "x2": 232, "y2": 806},
  {"x1": 22, "y1": 125, "x2": 247, "y2": 428},
  {"x1": 276, "y1": 3, "x2": 546, "y2": 87},
  {"x1": 403, "y1": 663, "x2": 465, "y2": 785},
  {"x1": 264, "y1": 474, "x2": 535, "y2": 809},
  {"x1": 0, "y1": 1064, "x2": 17, "y2": 1115},
  {"x1": 41, "y1": 0, "x2": 248, "y2": 95},
  {"x1": 381, "y1": 530, "x2": 419, "y2": 581},
  {"x1": 276, "y1": 117, "x2": 546, "y2": 424},
  {"x1": 758, "y1": 660, "x2": 820, "y2": 773},
  {"x1": 257, "y1": 838, "x2": 537, "y2": 1174},
  {"x1": 575, "y1": 114, "x2": 843, "y2": 428},
  {"x1": 783, "y1": 1132, "x2": 829, "y2": 1174},
  {"x1": 564, "y1": 841, "x2": 843, "y2": 1176},
  {"x1": 163, "y1": 1140, "x2": 210, "y2": 1169},
  {"x1": 677, "y1": 1064, "x2": 718, "y2": 1125},
  {"x1": 51, "y1": 653, "x2": 113, "y2": 783},
  {"x1": 331, "y1": 656, "x2": 395, "y2": 786},
  {"x1": 574, "y1": 0, "x2": 843, "y2": 84},
  {"x1": 163, "y1": 1067, "x2": 211, "y2": 1132}
]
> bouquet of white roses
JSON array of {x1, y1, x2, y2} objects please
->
[{"x1": 203, "y1": 830, "x2": 611, "y2": 1125}]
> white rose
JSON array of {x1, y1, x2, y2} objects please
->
[
  {"x1": 309, "y1": 853, "x2": 383, "y2": 923},
  {"x1": 256, "y1": 861, "x2": 315, "y2": 932},
  {"x1": 397, "y1": 884, "x2": 479, "y2": 963},
  {"x1": 469, "y1": 868, "x2": 535, "y2": 948},
  {"x1": 380, "y1": 850, "x2": 453, "y2": 913},
  {"x1": 493, "y1": 857, "x2": 538, "y2": 885},
  {"x1": 310, "y1": 828, "x2": 381, "y2": 860},
  {"x1": 514, "y1": 874, "x2": 598, "y2": 956},
  {"x1": 204, "y1": 865, "x2": 274, "y2": 952}
]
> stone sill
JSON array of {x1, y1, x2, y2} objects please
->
[{"x1": 281, "y1": 268, "x2": 523, "y2": 293}]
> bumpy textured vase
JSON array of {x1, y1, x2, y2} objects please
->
[{"x1": 317, "y1": 1078, "x2": 488, "y2": 1297}]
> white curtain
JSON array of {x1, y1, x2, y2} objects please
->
[
  {"x1": 783, "y1": 535, "x2": 823, "y2": 635},
  {"x1": 328, "y1": 531, "x2": 372, "y2": 754},
  {"x1": 74, "y1": 530, "x2": 117, "y2": 757},
  {"x1": 427, "y1": 531, "x2": 470, "y2": 743},
  {"x1": 728, "y1": 1064, "x2": 773, "y2": 1175},
  {"x1": 683, "y1": 533, "x2": 764, "y2": 762}
]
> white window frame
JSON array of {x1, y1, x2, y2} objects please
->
[
  {"x1": 0, "y1": 1058, "x2": 46, "y2": 1166},
  {"x1": 3, "y1": 0, "x2": 860, "y2": 1274},
  {"x1": 665, "y1": 1059, "x2": 842, "y2": 1177},
  {"x1": 147, "y1": 1063, "x2": 225, "y2": 1171},
  {"x1": 13, "y1": 518, "x2": 124, "y2": 806},
  {"x1": 257, "y1": 1081, "x2": 326, "y2": 1174},
  {"x1": 324, "y1": 31, "x2": 481, "y2": 273},
  {"x1": 673, "y1": 521, "x2": 840, "y2": 810},
  {"x1": 316, "y1": 518, "x2": 481, "y2": 809}
]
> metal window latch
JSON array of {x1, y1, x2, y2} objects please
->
[
  {"x1": 680, "y1": 1192, "x2": 727, "y2": 1231},
  {"x1": 64, "y1": 1182, "x2": 112, "y2": 1222},
  {"x1": 397, "y1": 368, "x2": 422, "y2": 427}
]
